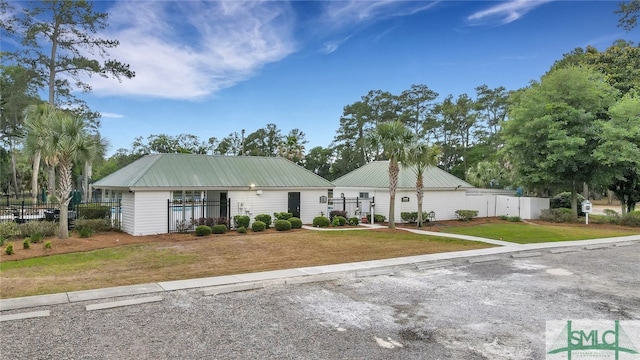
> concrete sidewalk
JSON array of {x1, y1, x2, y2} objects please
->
[{"x1": 1, "y1": 230, "x2": 638, "y2": 312}]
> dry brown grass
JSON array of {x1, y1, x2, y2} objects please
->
[{"x1": 0, "y1": 228, "x2": 492, "y2": 299}]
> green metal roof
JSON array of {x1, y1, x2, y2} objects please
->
[
  {"x1": 332, "y1": 161, "x2": 474, "y2": 189},
  {"x1": 93, "y1": 154, "x2": 334, "y2": 189}
]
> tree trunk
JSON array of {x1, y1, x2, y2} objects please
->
[
  {"x1": 10, "y1": 138, "x2": 19, "y2": 198},
  {"x1": 388, "y1": 160, "x2": 399, "y2": 229},
  {"x1": 31, "y1": 151, "x2": 41, "y2": 204},
  {"x1": 57, "y1": 160, "x2": 73, "y2": 239},
  {"x1": 583, "y1": 182, "x2": 589, "y2": 200},
  {"x1": 416, "y1": 174, "x2": 424, "y2": 227},
  {"x1": 48, "y1": 165, "x2": 56, "y2": 200},
  {"x1": 571, "y1": 182, "x2": 578, "y2": 219}
]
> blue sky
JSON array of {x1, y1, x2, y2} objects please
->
[{"x1": 10, "y1": 1, "x2": 640, "y2": 155}]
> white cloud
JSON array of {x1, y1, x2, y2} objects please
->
[
  {"x1": 467, "y1": 0, "x2": 554, "y2": 26},
  {"x1": 319, "y1": 0, "x2": 439, "y2": 52},
  {"x1": 100, "y1": 112, "x2": 124, "y2": 119},
  {"x1": 85, "y1": 1, "x2": 296, "y2": 100}
]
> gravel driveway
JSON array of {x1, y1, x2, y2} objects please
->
[{"x1": 1, "y1": 243, "x2": 639, "y2": 359}]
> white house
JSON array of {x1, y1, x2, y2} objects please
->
[
  {"x1": 332, "y1": 161, "x2": 549, "y2": 222},
  {"x1": 93, "y1": 154, "x2": 334, "y2": 236}
]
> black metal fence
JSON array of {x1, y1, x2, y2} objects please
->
[
  {"x1": 329, "y1": 196, "x2": 375, "y2": 218},
  {"x1": 168, "y1": 198, "x2": 231, "y2": 233},
  {"x1": 0, "y1": 199, "x2": 122, "y2": 229}
]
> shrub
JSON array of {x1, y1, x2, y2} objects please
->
[
  {"x1": 335, "y1": 216, "x2": 346, "y2": 226},
  {"x1": 400, "y1": 212, "x2": 433, "y2": 223},
  {"x1": 176, "y1": 219, "x2": 192, "y2": 233},
  {"x1": 274, "y1": 219, "x2": 292, "y2": 231},
  {"x1": 77, "y1": 227, "x2": 94, "y2": 238},
  {"x1": 348, "y1": 217, "x2": 359, "y2": 226},
  {"x1": 313, "y1": 216, "x2": 330, "y2": 227},
  {"x1": 254, "y1": 214, "x2": 272, "y2": 228},
  {"x1": 212, "y1": 224, "x2": 227, "y2": 234},
  {"x1": 621, "y1": 211, "x2": 640, "y2": 227},
  {"x1": 329, "y1": 210, "x2": 347, "y2": 221},
  {"x1": 5, "y1": 243, "x2": 14, "y2": 255},
  {"x1": 44, "y1": 241, "x2": 52, "y2": 250},
  {"x1": 252, "y1": 221, "x2": 266, "y2": 232},
  {"x1": 498, "y1": 215, "x2": 509, "y2": 221},
  {"x1": 374, "y1": 214, "x2": 386, "y2": 223},
  {"x1": 507, "y1": 216, "x2": 521, "y2": 222},
  {"x1": 237, "y1": 226, "x2": 247, "y2": 234},
  {"x1": 603, "y1": 209, "x2": 619, "y2": 218},
  {"x1": 273, "y1": 212, "x2": 293, "y2": 220},
  {"x1": 540, "y1": 208, "x2": 575, "y2": 223},
  {"x1": 74, "y1": 219, "x2": 112, "y2": 234},
  {"x1": 195, "y1": 217, "x2": 215, "y2": 227},
  {"x1": 214, "y1": 217, "x2": 229, "y2": 226},
  {"x1": 550, "y1": 192, "x2": 585, "y2": 215},
  {"x1": 0, "y1": 236, "x2": 4, "y2": 246},
  {"x1": 288, "y1": 217, "x2": 302, "y2": 229},
  {"x1": 195, "y1": 225, "x2": 212, "y2": 236},
  {"x1": 332, "y1": 217, "x2": 340, "y2": 226},
  {"x1": 19, "y1": 221, "x2": 57, "y2": 238},
  {"x1": 0, "y1": 222, "x2": 20, "y2": 239},
  {"x1": 77, "y1": 205, "x2": 110, "y2": 219},
  {"x1": 401, "y1": 212, "x2": 418, "y2": 223},
  {"x1": 30, "y1": 232, "x2": 44, "y2": 243},
  {"x1": 23, "y1": 238, "x2": 31, "y2": 249},
  {"x1": 234, "y1": 215, "x2": 250, "y2": 229},
  {"x1": 455, "y1": 210, "x2": 479, "y2": 221}
]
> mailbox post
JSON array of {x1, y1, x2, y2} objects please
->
[{"x1": 582, "y1": 200, "x2": 592, "y2": 224}]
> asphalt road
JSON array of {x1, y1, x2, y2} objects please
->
[{"x1": 1, "y1": 243, "x2": 639, "y2": 359}]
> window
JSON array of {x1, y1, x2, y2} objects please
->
[
  {"x1": 328, "y1": 189, "x2": 333, "y2": 205},
  {"x1": 359, "y1": 192, "x2": 369, "y2": 199},
  {"x1": 319, "y1": 196, "x2": 327, "y2": 204}
]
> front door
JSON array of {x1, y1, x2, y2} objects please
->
[
  {"x1": 288, "y1": 192, "x2": 300, "y2": 218},
  {"x1": 219, "y1": 192, "x2": 228, "y2": 218}
]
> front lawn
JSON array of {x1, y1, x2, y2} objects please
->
[
  {"x1": 0, "y1": 229, "x2": 492, "y2": 299},
  {"x1": 441, "y1": 222, "x2": 639, "y2": 244}
]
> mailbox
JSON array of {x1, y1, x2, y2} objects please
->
[{"x1": 582, "y1": 200, "x2": 592, "y2": 213}]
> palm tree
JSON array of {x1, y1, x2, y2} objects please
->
[
  {"x1": 41, "y1": 110, "x2": 107, "y2": 238},
  {"x1": 369, "y1": 121, "x2": 414, "y2": 229},
  {"x1": 403, "y1": 142, "x2": 441, "y2": 227},
  {"x1": 23, "y1": 103, "x2": 55, "y2": 203}
]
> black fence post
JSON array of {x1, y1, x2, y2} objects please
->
[
  {"x1": 167, "y1": 199, "x2": 170, "y2": 233},
  {"x1": 202, "y1": 198, "x2": 205, "y2": 220},
  {"x1": 227, "y1": 198, "x2": 231, "y2": 228}
]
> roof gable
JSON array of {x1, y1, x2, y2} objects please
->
[
  {"x1": 332, "y1": 161, "x2": 474, "y2": 189},
  {"x1": 94, "y1": 154, "x2": 334, "y2": 189}
]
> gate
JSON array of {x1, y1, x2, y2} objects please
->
[
  {"x1": 168, "y1": 198, "x2": 231, "y2": 233},
  {"x1": 328, "y1": 196, "x2": 374, "y2": 218}
]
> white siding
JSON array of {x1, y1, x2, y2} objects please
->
[
  {"x1": 301, "y1": 189, "x2": 332, "y2": 224},
  {"x1": 121, "y1": 192, "x2": 135, "y2": 235},
  {"x1": 334, "y1": 187, "x2": 467, "y2": 222},
  {"x1": 133, "y1": 191, "x2": 171, "y2": 236},
  {"x1": 227, "y1": 189, "x2": 330, "y2": 225},
  {"x1": 465, "y1": 195, "x2": 498, "y2": 218},
  {"x1": 422, "y1": 191, "x2": 467, "y2": 221}
]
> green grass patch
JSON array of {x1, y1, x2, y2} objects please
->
[
  {"x1": 0, "y1": 244, "x2": 198, "y2": 275},
  {"x1": 441, "y1": 223, "x2": 639, "y2": 244},
  {"x1": 315, "y1": 230, "x2": 486, "y2": 246}
]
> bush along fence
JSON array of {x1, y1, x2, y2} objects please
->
[
  {"x1": 0, "y1": 199, "x2": 122, "y2": 230},
  {"x1": 168, "y1": 198, "x2": 232, "y2": 233}
]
